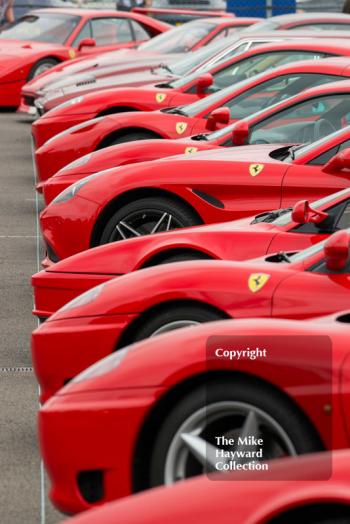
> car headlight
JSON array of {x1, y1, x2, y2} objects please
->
[
  {"x1": 71, "y1": 347, "x2": 130, "y2": 383},
  {"x1": 52, "y1": 171, "x2": 103, "y2": 203},
  {"x1": 56, "y1": 282, "x2": 106, "y2": 315},
  {"x1": 58, "y1": 153, "x2": 92, "y2": 174},
  {"x1": 50, "y1": 95, "x2": 85, "y2": 113}
]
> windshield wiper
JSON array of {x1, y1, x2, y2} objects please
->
[
  {"x1": 190, "y1": 133, "x2": 209, "y2": 141},
  {"x1": 251, "y1": 208, "x2": 291, "y2": 224},
  {"x1": 163, "y1": 107, "x2": 188, "y2": 117},
  {"x1": 277, "y1": 252, "x2": 292, "y2": 263},
  {"x1": 158, "y1": 63, "x2": 173, "y2": 74}
]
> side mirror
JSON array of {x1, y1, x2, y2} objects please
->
[
  {"x1": 232, "y1": 120, "x2": 249, "y2": 146},
  {"x1": 322, "y1": 148, "x2": 350, "y2": 174},
  {"x1": 324, "y1": 230, "x2": 349, "y2": 271},
  {"x1": 196, "y1": 73, "x2": 213, "y2": 96},
  {"x1": 78, "y1": 38, "x2": 96, "y2": 52},
  {"x1": 291, "y1": 200, "x2": 328, "y2": 224},
  {"x1": 206, "y1": 107, "x2": 230, "y2": 131}
]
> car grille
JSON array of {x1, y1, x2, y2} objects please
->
[
  {"x1": 45, "y1": 242, "x2": 60, "y2": 264},
  {"x1": 24, "y1": 95, "x2": 35, "y2": 107}
]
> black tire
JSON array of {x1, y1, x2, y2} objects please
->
[
  {"x1": 28, "y1": 58, "x2": 59, "y2": 80},
  {"x1": 149, "y1": 380, "x2": 323, "y2": 487},
  {"x1": 109, "y1": 132, "x2": 160, "y2": 146},
  {"x1": 99, "y1": 196, "x2": 201, "y2": 244},
  {"x1": 157, "y1": 252, "x2": 212, "y2": 265},
  {"x1": 132, "y1": 303, "x2": 224, "y2": 343}
]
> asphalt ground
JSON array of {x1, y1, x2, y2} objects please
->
[{"x1": 0, "y1": 111, "x2": 62, "y2": 523}]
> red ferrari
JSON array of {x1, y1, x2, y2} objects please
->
[
  {"x1": 38, "y1": 99, "x2": 350, "y2": 263},
  {"x1": 31, "y1": 39, "x2": 350, "y2": 148},
  {"x1": 64, "y1": 450, "x2": 350, "y2": 524},
  {"x1": 38, "y1": 309, "x2": 350, "y2": 513},
  {"x1": 32, "y1": 229, "x2": 350, "y2": 402},
  {"x1": 33, "y1": 187, "x2": 350, "y2": 309},
  {"x1": 0, "y1": 9, "x2": 170, "y2": 108},
  {"x1": 20, "y1": 17, "x2": 258, "y2": 114},
  {"x1": 37, "y1": 56, "x2": 350, "y2": 192}
]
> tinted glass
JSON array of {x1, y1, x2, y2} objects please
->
[
  {"x1": 140, "y1": 20, "x2": 215, "y2": 53},
  {"x1": 90, "y1": 18, "x2": 132, "y2": 45},
  {"x1": 0, "y1": 13, "x2": 80, "y2": 44}
]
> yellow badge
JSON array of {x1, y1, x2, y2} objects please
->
[
  {"x1": 176, "y1": 122, "x2": 188, "y2": 135},
  {"x1": 68, "y1": 49, "x2": 76, "y2": 59},
  {"x1": 185, "y1": 146, "x2": 198, "y2": 154},
  {"x1": 249, "y1": 164, "x2": 264, "y2": 177},
  {"x1": 248, "y1": 273, "x2": 270, "y2": 293},
  {"x1": 156, "y1": 93, "x2": 167, "y2": 103}
]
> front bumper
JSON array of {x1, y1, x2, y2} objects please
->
[
  {"x1": 32, "y1": 313, "x2": 137, "y2": 402},
  {"x1": 39, "y1": 195, "x2": 101, "y2": 261},
  {"x1": 42, "y1": 173, "x2": 90, "y2": 206},
  {"x1": 39, "y1": 385, "x2": 161, "y2": 513},
  {"x1": 0, "y1": 79, "x2": 23, "y2": 107}
]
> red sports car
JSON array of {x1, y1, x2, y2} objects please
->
[
  {"x1": 63, "y1": 450, "x2": 350, "y2": 524},
  {"x1": 0, "y1": 9, "x2": 170, "y2": 108},
  {"x1": 38, "y1": 308, "x2": 350, "y2": 512},
  {"x1": 32, "y1": 229, "x2": 350, "y2": 402},
  {"x1": 38, "y1": 99, "x2": 350, "y2": 263},
  {"x1": 20, "y1": 17, "x2": 258, "y2": 113},
  {"x1": 31, "y1": 38, "x2": 350, "y2": 148},
  {"x1": 33, "y1": 187, "x2": 350, "y2": 311},
  {"x1": 37, "y1": 56, "x2": 350, "y2": 192}
]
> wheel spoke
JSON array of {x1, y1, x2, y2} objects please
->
[
  {"x1": 234, "y1": 411, "x2": 260, "y2": 464},
  {"x1": 180, "y1": 433, "x2": 223, "y2": 471},
  {"x1": 116, "y1": 220, "x2": 141, "y2": 238},
  {"x1": 150, "y1": 213, "x2": 172, "y2": 234}
]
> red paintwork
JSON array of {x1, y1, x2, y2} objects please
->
[
  {"x1": 132, "y1": 7, "x2": 232, "y2": 18},
  {"x1": 0, "y1": 9, "x2": 170, "y2": 107},
  {"x1": 38, "y1": 90, "x2": 350, "y2": 262},
  {"x1": 37, "y1": 311, "x2": 350, "y2": 513},
  {"x1": 33, "y1": 188, "x2": 349, "y2": 316},
  {"x1": 62, "y1": 450, "x2": 350, "y2": 523},
  {"x1": 37, "y1": 57, "x2": 350, "y2": 192},
  {"x1": 32, "y1": 230, "x2": 350, "y2": 403},
  {"x1": 20, "y1": 17, "x2": 258, "y2": 113},
  {"x1": 31, "y1": 39, "x2": 350, "y2": 149}
]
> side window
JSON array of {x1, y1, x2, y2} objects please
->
[
  {"x1": 309, "y1": 139, "x2": 350, "y2": 166},
  {"x1": 337, "y1": 201, "x2": 350, "y2": 230},
  {"x1": 249, "y1": 94, "x2": 350, "y2": 146},
  {"x1": 72, "y1": 21, "x2": 92, "y2": 47},
  {"x1": 224, "y1": 73, "x2": 343, "y2": 120},
  {"x1": 209, "y1": 25, "x2": 247, "y2": 43},
  {"x1": 211, "y1": 51, "x2": 327, "y2": 91},
  {"x1": 131, "y1": 20, "x2": 150, "y2": 41},
  {"x1": 90, "y1": 18, "x2": 133, "y2": 46},
  {"x1": 291, "y1": 200, "x2": 350, "y2": 234}
]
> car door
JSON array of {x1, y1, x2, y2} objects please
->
[{"x1": 272, "y1": 253, "x2": 350, "y2": 319}]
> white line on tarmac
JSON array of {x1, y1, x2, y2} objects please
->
[{"x1": 0, "y1": 235, "x2": 37, "y2": 238}]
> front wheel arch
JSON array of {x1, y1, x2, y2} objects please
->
[
  {"x1": 96, "y1": 127, "x2": 163, "y2": 149},
  {"x1": 90, "y1": 188, "x2": 203, "y2": 248},
  {"x1": 132, "y1": 370, "x2": 325, "y2": 493}
]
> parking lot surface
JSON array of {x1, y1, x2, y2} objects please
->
[{"x1": 0, "y1": 112, "x2": 61, "y2": 523}]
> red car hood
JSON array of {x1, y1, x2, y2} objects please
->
[
  {"x1": 42, "y1": 217, "x2": 276, "y2": 276},
  {"x1": 0, "y1": 38, "x2": 64, "y2": 56},
  {"x1": 24, "y1": 49, "x2": 176, "y2": 94}
]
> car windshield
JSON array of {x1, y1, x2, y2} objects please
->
[
  {"x1": 139, "y1": 20, "x2": 216, "y2": 54},
  {"x1": 264, "y1": 188, "x2": 350, "y2": 227},
  {"x1": 288, "y1": 237, "x2": 326, "y2": 263},
  {"x1": 287, "y1": 125, "x2": 350, "y2": 161},
  {"x1": 184, "y1": 71, "x2": 343, "y2": 119},
  {"x1": 166, "y1": 36, "x2": 241, "y2": 77},
  {"x1": 0, "y1": 13, "x2": 81, "y2": 44},
  {"x1": 208, "y1": 93, "x2": 350, "y2": 146}
]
